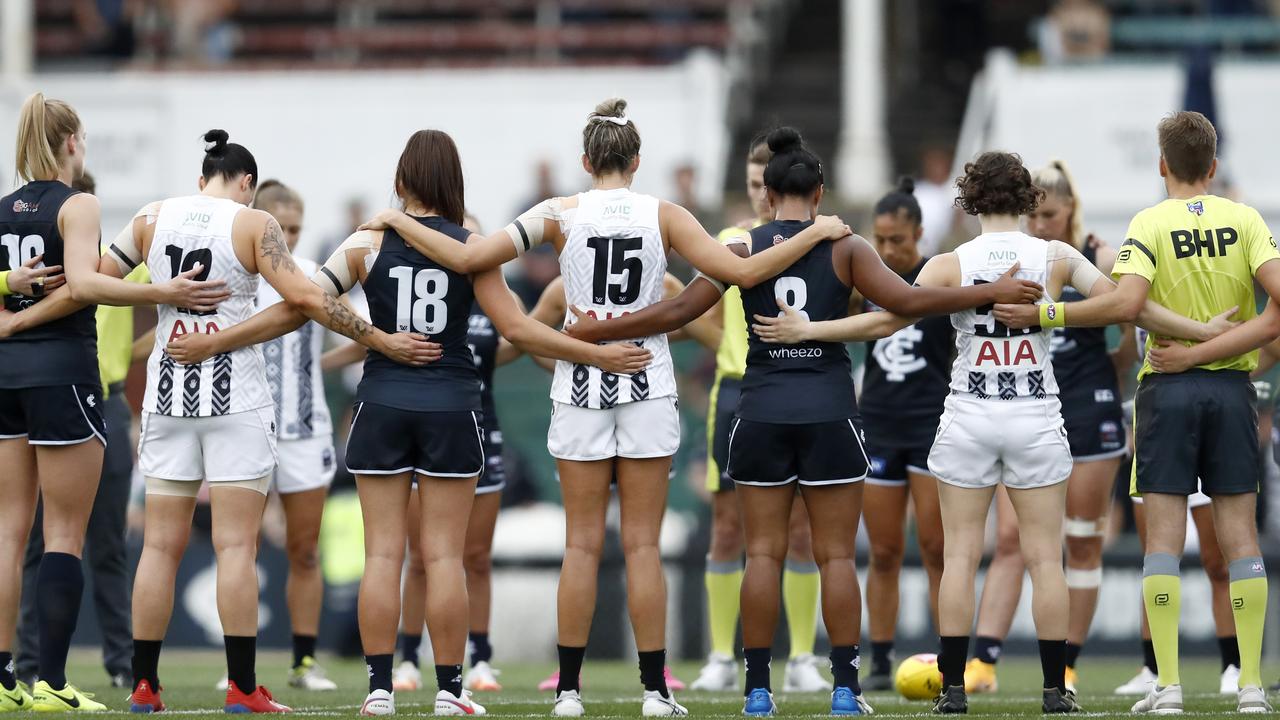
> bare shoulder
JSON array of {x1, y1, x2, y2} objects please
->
[{"x1": 62, "y1": 191, "x2": 101, "y2": 214}]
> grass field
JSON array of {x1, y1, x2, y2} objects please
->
[{"x1": 46, "y1": 649, "x2": 1256, "y2": 717}]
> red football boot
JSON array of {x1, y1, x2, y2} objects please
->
[
  {"x1": 129, "y1": 679, "x2": 166, "y2": 713},
  {"x1": 225, "y1": 681, "x2": 292, "y2": 713}
]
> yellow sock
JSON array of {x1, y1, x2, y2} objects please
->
[
  {"x1": 1229, "y1": 557, "x2": 1268, "y2": 689},
  {"x1": 783, "y1": 561, "x2": 820, "y2": 658},
  {"x1": 706, "y1": 563, "x2": 743, "y2": 658},
  {"x1": 1142, "y1": 553, "x2": 1181, "y2": 687}
]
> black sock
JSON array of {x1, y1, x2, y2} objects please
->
[
  {"x1": 1219, "y1": 636, "x2": 1241, "y2": 671},
  {"x1": 400, "y1": 634, "x2": 421, "y2": 667},
  {"x1": 0, "y1": 651, "x2": 14, "y2": 691},
  {"x1": 1038, "y1": 639, "x2": 1067, "y2": 692},
  {"x1": 366, "y1": 654, "x2": 392, "y2": 693},
  {"x1": 292, "y1": 634, "x2": 317, "y2": 669},
  {"x1": 638, "y1": 649, "x2": 668, "y2": 697},
  {"x1": 36, "y1": 552, "x2": 83, "y2": 689},
  {"x1": 830, "y1": 645, "x2": 862, "y2": 694},
  {"x1": 972, "y1": 636, "x2": 1003, "y2": 665},
  {"x1": 436, "y1": 664, "x2": 463, "y2": 697},
  {"x1": 132, "y1": 639, "x2": 163, "y2": 691},
  {"x1": 224, "y1": 635, "x2": 257, "y2": 693},
  {"x1": 1142, "y1": 639, "x2": 1159, "y2": 674},
  {"x1": 744, "y1": 647, "x2": 772, "y2": 694},
  {"x1": 469, "y1": 633, "x2": 492, "y2": 665},
  {"x1": 870, "y1": 641, "x2": 894, "y2": 677},
  {"x1": 1064, "y1": 642, "x2": 1082, "y2": 670},
  {"x1": 939, "y1": 636, "x2": 969, "y2": 690},
  {"x1": 556, "y1": 645, "x2": 585, "y2": 694}
]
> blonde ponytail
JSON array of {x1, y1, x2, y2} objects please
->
[
  {"x1": 15, "y1": 92, "x2": 82, "y2": 183},
  {"x1": 1031, "y1": 159, "x2": 1086, "y2": 248}
]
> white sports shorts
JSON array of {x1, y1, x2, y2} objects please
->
[
  {"x1": 927, "y1": 394, "x2": 1073, "y2": 490},
  {"x1": 547, "y1": 396, "x2": 681, "y2": 461},
  {"x1": 139, "y1": 407, "x2": 277, "y2": 483},
  {"x1": 274, "y1": 435, "x2": 337, "y2": 495}
]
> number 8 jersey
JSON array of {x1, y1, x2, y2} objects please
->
[
  {"x1": 949, "y1": 231, "x2": 1057, "y2": 400},
  {"x1": 359, "y1": 216, "x2": 480, "y2": 412},
  {"x1": 143, "y1": 195, "x2": 271, "y2": 417},
  {"x1": 553, "y1": 188, "x2": 674, "y2": 409}
]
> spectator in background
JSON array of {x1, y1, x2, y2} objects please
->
[
  {"x1": 165, "y1": 0, "x2": 238, "y2": 65},
  {"x1": 509, "y1": 160, "x2": 564, "y2": 307},
  {"x1": 74, "y1": 0, "x2": 139, "y2": 58},
  {"x1": 912, "y1": 144, "x2": 960, "y2": 256},
  {"x1": 316, "y1": 196, "x2": 369, "y2": 264},
  {"x1": 1039, "y1": 0, "x2": 1111, "y2": 64},
  {"x1": 513, "y1": 159, "x2": 560, "y2": 219}
]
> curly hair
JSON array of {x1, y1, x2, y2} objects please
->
[{"x1": 954, "y1": 151, "x2": 1043, "y2": 217}]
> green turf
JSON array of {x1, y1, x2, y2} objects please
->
[{"x1": 39, "y1": 649, "x2": 1257, "y2": 717}]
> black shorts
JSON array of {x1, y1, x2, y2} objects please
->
[
  {"x1": 706, "y1": 377, "x2": 742, "y2": 493},
  {"x1": 726, "y1": 417, "x2": 870, "y2": 487},
  {"x1": 1133, "y1": 370, "x2": 1258, "y2": 497},
  {"x1": 862, "y1": 414, "x2": 936, "y2": 485},
  {"x1": 346, "y1": 402, "x2": 484, "y2": 479},
  {"x1": 1060, "y1": 390, "x2": 1126, "y2": 461},
  {"x1": 477, "y1": 425, "x2": 506, "y2": 494},
  {"x1": 0, "y1": 384, "x2": 106, "y2": 446}
]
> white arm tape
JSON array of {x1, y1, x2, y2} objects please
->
[
  {"x1": 504, "y1": 197, "x2": 562, "y2": 256},
  {"x1": 316, "y1": 231, "x2": 375, "y2": 296},
  {"x1": 693, "y1": 271, "x2": 727, "y2": 295},
  {"x1": 1049, "y1": 240, "x2": 1106, "y2": 294},
  {"x1": 105, "y1": 221, "x2": 143, "y2": 275}
]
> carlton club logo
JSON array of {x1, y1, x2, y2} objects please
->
[{"x1": 12, "y1": 199, "x2": 37, "y2": 213}]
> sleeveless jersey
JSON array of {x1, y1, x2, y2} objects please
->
[
  {"x1": 358, "y1": 217, "x2": 479, "y2": 412},
  {"x1": 143, "y1": 195, "x2": 271, "y2": 417},
  {"x1": 467, "y1": 301, "x2": 501, "y2": 433},
  {"x1": 0, "y1": 180, "x2": 98, "y2": 388},
  {"x1": 552, "y1": 188, "x2": 674, "y2": 408},
  {"x1": 256, "y1": 257, "x2": 332, "y2": 440},
  {"x1": 738, "y1": 219, "x2": 856, "y2": 424},
  {"x1": 860, "y1": 258, "x2": 953, "y2": 421},
  {"x1": 950, "y1": 231, "x2": 1058, "y2": 400},
  {"x1": 1049, "y1": 238, "x2": 1118, "y2": 401}
]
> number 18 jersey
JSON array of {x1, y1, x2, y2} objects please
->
[
  {"x1": 359, "y1": 216, "x2": 479, "y2": 412},
  {"x1": 552, "y1": 188, "x2": 674, "y2": 409},
  {"x1": 950, "y1": 231, "x2": 1057, "y2": 400}
]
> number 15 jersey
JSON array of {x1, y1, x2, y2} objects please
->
[
  {"x1": 553, "y1": 188, "x2": 674, "y2": 409},
  {"x1": 950, "y1": 231, "x2": 1057, "y2": 400}
]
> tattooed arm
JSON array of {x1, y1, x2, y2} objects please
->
[{"x1": 246, "y1": 211, "x2": 438, "y2": 365}]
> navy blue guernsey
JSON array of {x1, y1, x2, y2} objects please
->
[
  {"x1": 859, "y1": 258, "x2": 952, "y2": 428},
  {"x1": 466, "y1": 301, "x2": 501, "y2": 433},
  {"x1": 1050, "y1": 239, "x2": 1118, "y2": 403},
  {"x1": 0, "y1": 180, "x2": 98, "y2": 388},
  {"x1": 738, "y1": 219, "x2": 857, "y2": 424},
  {"x1": 358, "y1": 217, "x2": 480, "y2": 412}
]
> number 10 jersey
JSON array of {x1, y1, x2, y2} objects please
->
[
  {"x1": 143, "y1": 195, "x2": 271, "y2": 417},
  {"x1": 553, "y1": 188, "x2": 674, "y2": 409},
  {"x1": 949, "y1": 231, "x2": 1058, "y2": 401}
]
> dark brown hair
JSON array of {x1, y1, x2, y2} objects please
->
[
  {"x1": 955, "y1": 151, "x2": 1043, "y2": 216},
  {"x1": 582, "y1": 98, "x2": 641, "y2": 177},
  {"x1": 1158, "y1": 111, "x2": 1217, "y2": 183},
  {"x1": 72, "y1": 170, "x2": 95, "y2": 195},
  {"x1": 395, "y1": 129, "x2": 465, "y2": 226}
]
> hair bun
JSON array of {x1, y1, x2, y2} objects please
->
[
  {"x1": 203, "y1": 129, "x2": 229, "y2": 155},
  {"x1": 896, "y1": 176, "x2": 916, "y2": 195},
  {"x1": 592, "y1": 97, "x2": 627, "y2": 119},
  {"x1": 766, "y1": 126, "x2": 803, "y2": 154}
]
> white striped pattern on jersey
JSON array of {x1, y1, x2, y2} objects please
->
[
  {"x1": 256, "y1": 257, "x2": 332, "y2": 440},
  {"x1": 550, "y1": 188, "x2": 675, "y2": 409},
  {"x1": 143, "y1": 195, "x2": 272, "y2": 417},
  {"x1": 949, "y1": 231, "x2": 1059, "y2": 401}
]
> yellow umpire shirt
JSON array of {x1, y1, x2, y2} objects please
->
[
  {"x1": 1112, "y1": 194, "x2": 1278, "y2": 378},
  {"x1": 97, "y1": 263, "x2": 150, "y2": 394}
]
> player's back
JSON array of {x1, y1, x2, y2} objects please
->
[
  {"x1": 360, "y1": 216, "x2": 479, "y2": 412},
  {"x1": 1118, "y1": 194, "x2": 1275, "y2": 375},
  {"x1": 0, "y1": 180, "x2": 97, "y2": 387},
  {"x1": 950, "y1": 231, "x2": 1056, "y2": 401},
  {"x1": 554, "y1": 187, "x2": 673, "y2": 408},
  {"x1": 738, "y1": 219, "x2": 854, "y2": 423},
  {"x1": 143, "y1": 194, "x2": 269, "y2": 417}
]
